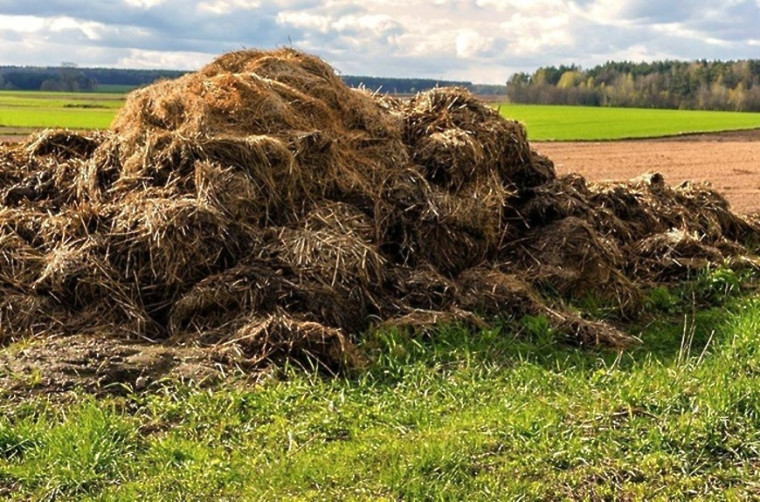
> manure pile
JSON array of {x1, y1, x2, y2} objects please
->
[{"x1": 1, "y1": 48, "x2": 759, "y2": 372}]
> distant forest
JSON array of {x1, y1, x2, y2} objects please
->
[
  {"x1": 507, "y1": 59, "x2": 760, "y2": 111},
  {"x1": 0, "y1": 65, "x2": 507, "y2": 95},
  {"x1": 0, "y1": 66, "x2": 184, "y2": 92}
]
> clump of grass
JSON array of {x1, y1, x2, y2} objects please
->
[
  {"x1": 644, "y1": 286, "x2": 680, "y2": 314},
  {"x1": 686, "y1": 266, "x2": 756, "y2": 305},
  {"x1": 0, "y1": 398, "x2": 136, "y2": 499}
]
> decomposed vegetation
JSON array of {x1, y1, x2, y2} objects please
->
[{"x1": 1, "y1": 48, "x2": 758, "y2": 375}]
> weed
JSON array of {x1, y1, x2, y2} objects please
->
[{"x1": 645, "y1": 286, "x2": 680, "y2": 314}]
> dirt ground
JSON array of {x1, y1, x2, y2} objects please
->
[
  {"x1": 534, "y1": 129, "x2": 760, "y2": 215},
  {"x1": 0, "y1": 334, "x2": 236, "y2": 399}
]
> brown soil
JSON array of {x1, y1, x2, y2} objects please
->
[
  {"x1": 0, "y1": 334, "x2": 228, "y2": 399},
  {"x1": 534, "y1": 129, "x2": 760, "y2": 215}
]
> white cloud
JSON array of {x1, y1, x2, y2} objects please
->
[
  {"x1": 48, "y1": 17, "x2": 106, "y2": 40},
  {"x1": 276, "y1": 10, "x2": 401, "y2": 39},
  {"x1": 198, "y1": 0, "x2": 262, "y2": 15},
  {"x1": 579, "y1": 0, "x2": 631, "y2": 25},
  {"x1": 653, "y1": 23, "x2": 731, "y2": 47},
  {"x1": 116, "y1": 48, "x2": 211, "y2": 69},
  {"x1": 124, "y1": 0, "x2": 167, "y2": 8},
  {"x1": 455, "y1": 29, "x2": 494, "y2": 59},
  {"x1": 0, "y1": 0, "x2": 758, "y2": 83},
  {"x1": 276, "y1": 11, "x2": 332, "y2": 32},
  {"x1": 332, "y1": 14, "x2": 400, "y2": 36},
  {"x1": 0, "y1": 15, "x2": 45, "y2": 33},
  {"x1": 498, "y1": 9, "x2": 573, "y2": 57}
]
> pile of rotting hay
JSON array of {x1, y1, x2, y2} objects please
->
[{"x1": 1, "y1": 48, "x2": 759, "y2": 378}]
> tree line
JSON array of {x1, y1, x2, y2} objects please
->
[
  {"x1": 507, "y1": 60, "x2": 760, "y2": 111},
  {"x1": 0, "y1": 65, "x2": 504, "y2": 96},
  {"x1": 0, "y1": 66, "x2": 186, "y2": 92}
]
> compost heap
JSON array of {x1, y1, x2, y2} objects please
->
[{"x1": 1, "y1": 48, "x2": 759, "y2": 371}]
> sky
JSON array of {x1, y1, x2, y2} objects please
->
[{"x1": 0, "y1": 1, "x2": 759, "y2": 84}]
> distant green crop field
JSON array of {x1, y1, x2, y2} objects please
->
[
  {"x1": 93, "y1": 84, "x2": 138, "y2": 93},
  {"x1": 496, "y1": 104, "x2": 760, "y2": 141},
  {"x1": 3, "y1": 90, "x2": 760, "y2": 140},
  {"x1": 0, "y1": 90, "x2": 123, "y2": 130}
]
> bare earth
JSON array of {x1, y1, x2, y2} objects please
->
[{"x1": 534, "y1": 129, "x2": 760, "y2": 215}]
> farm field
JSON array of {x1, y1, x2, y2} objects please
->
[
  {"x1": 497, "y1": 104, "x2": 760, "y2": 141},
  {"x1": 0, "y1": 90, "x2": 123, "y2": 131},
  {"x1": 534, "y1": 129, "x2": 760, "y2": 214}
]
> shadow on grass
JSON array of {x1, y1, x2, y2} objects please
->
[{"x1": 356, "y1": 266, "x2": 760, "y2": 386}]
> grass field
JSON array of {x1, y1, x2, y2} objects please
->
[
  {"x1": 3, "y1": 90, "x2": 760, "y2": 141},
  {"x1": 1, "y1": 268, "x2": 760, "y2": 499},
  {"x1": 92, "y1": 84, "x2": 138, "y2": 93},
  {"x1": 497, "y1": 104, "x2": 760, "y2": 140},
  {"x1": 0, "y1": 90, "x2": 122, "y2": 130}
]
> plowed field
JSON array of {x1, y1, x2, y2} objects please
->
[{"x1": 534, "y1": 129, "x2": 760, "y2": 214}]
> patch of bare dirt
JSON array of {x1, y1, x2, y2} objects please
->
[
  {"x1": 534, "y1": 130, "x2": 760, "y2": 214},
  {"x1": 0, "y1": 334, "x2": 232, "y2": 398},
  {"x1": 649, "y1": 128, "x2": 760, "y2": 142}
]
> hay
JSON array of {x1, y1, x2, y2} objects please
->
[
  {"x1": 263, "y1": 226, "x2": 386, "y2": 289},
  {"x1": 167, "y1": 260, "x2": 288, "y2": 337},
  {"x1": 517, "y1": 217, "x2": 624, "y2": 294},
  {"x1": 630, "y1": 229, "x2": 727, "y2": 281},
  {"x1": 108, "y1": 195, "x2": 236, "y2": 287},
  {"x1": 404, "y1": 87, "x2": 541, "y2": 186},
  {"x1": 216, "y1": 313, "x2": 365, "y2": 372},
  {"x1": 0, "y1": 291, "x2": 64, "y2": 342},
  {"x1": 455, "y1": 267, "x2": 543, "y2": 318},
  {"x1": 26, "y1": 129, "x2": 106, "y2": 160},
  {"x1": 0, "y1": 226, "x2": 43, "y2": 291},
  {"x1": 0, "y1": 47, "x2": 758, "y2": 372},
  {"x1": 390, "y1": 263, "x2": 458, "y2": 311}
]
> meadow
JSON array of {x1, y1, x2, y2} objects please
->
[{"x1": 3, "y1": 90, "x2": 760, "y2": 140}]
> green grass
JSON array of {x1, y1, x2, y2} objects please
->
[
  {"x1": 0, "y1": 90, "x2": 123, "y2": 130},
  {"x1": 2, "y1": 269, "x2": 760, "y2": 499},
  {"x1": 93, "y1": 84, "x2": 138, "y2": 94},
  {"x1": 0, "y1": 108, "x2": 117, "y2": 129},
  {"x1": 497, "y1": 104, "x2": 760, "y2": 141}
]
